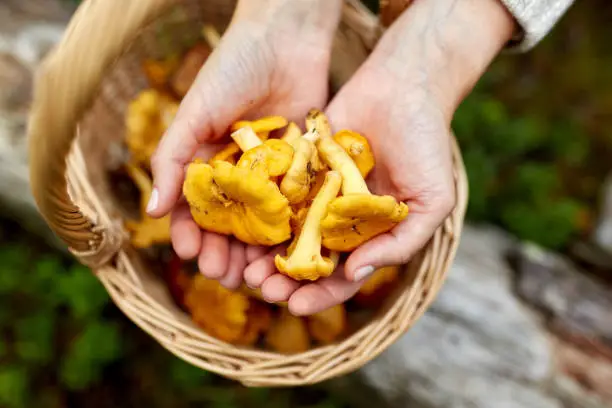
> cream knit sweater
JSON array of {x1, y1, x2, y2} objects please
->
[{"x1": 500, "y1": 0, "x2": 575, "y2": 50}]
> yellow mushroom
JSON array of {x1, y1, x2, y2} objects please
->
[
  {"x1": 208, "y1": 128, "x2": 271, "y2": 166},
  {"x1": 275, "y1": 171, "x2": 342, "y2": 281},
  {"x1": 183, "y1": 160, "x2": 293, "y2": 246},
  {"x1": 231, "y1": 115, "x2": 288, "y2": 134},
  {"x1": 333, "y1": 129, "x2": 375, "y2": 178},
  {"x1": 125, "y1": 89, "x2": 179, "y2": 167},
  {"x1": 308, "y1": 109, "x2": 409, "y2": 252},
  {"x1": 182, "y1": 161, "x2": 233, "y2": 236},
  {"x1": 280, "y1": 121, "x2": 302, "y2": 147},
  {"x1": 208, "y1": 143, "x2": 240, "y2": 166},
  {"x1": 185, "y1": 275, "x2": 250, "y2": 343},
  {"x1": 307, "y1": 304, "x2": 347, "y2": 344},
  {"x1": 124, "y1": 162, "x2": 171, "y2": 248},
  {"x1": 359, "y1": 265, "x2": 400, "y2": 296},
  {"x1": 279, "y1": 120, "x2": 327, "y2": 204},
  {"x1": 236, "y1": 301, "x2": 273, "y2": 346},
  {"x1": 265, "y1": 309, "x2": 311, "y2": 353},
  {"x1": 279, "y1": 137, "x2": 316, "y2": 204},
  {"x1": 230, "y1": 126, "x2": 294, "y2": 177},
  {"x1": 214, "y1": 161, "x2": 293, "y2": 245},
  {"x1": 237, "y1": 139, "x2": 294, "y2": 177}
]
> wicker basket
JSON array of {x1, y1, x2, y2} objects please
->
[{"x1": 27, "y1": 0, "x2": 468, "y2": 387}]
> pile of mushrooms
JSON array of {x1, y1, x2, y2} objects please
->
[{"x1": 184, "y1": 109, "x2": 409, "y2": 282}]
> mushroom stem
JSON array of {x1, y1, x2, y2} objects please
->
[
  {"x1": 231, "y1": 126, "x2": 262, "y2": 152},
  {"x1": 125, "y1": 162, "x2": 154, "y2": 212},
  {"x1": 281, "y1": 122, "x2": 302, "y2": 147},
  {"x1": 305, "y1": 108, "x2": 369, "y2": 195},
  {"x1": 275, "y1": 171, "x2": 342, "y2": 280},
  {"x1": 317, "y1": 135, "x2": 369, "y2": 195},
  {"x1": 280, "y1": 138, "x2": 315, "y2": 203},
  {"x1": 201, "y1": 24, "x2": 221, "y2": 49}
]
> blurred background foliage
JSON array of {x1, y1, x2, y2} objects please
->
[
  {"x1": 1, "y1": 0, "x2": 610, "y2": 407},
  {"x1": 453, "y1": 0, "x2": 612, "y2": 249}
]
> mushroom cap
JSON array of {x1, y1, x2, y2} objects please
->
[
  {"x1": 237, "y1": 139, "x2": 294, "y2": 177},
  {"x1": 185, "y1": 275, "x2": 250, "y2": 343},
  {"x1": 321, "y1": 194, "x2": 409, "y2": 251},
  {"x1": 125, "y1": 217, "x2": 171, "y2": 248},
  {"x1": 213, "y1": 161, "x2": 292, "y2": 245},
  {"x1": 125, "y1": 89, "x2": 178, "y2": 167},
  {"x1": 208, "y1": 142, "x2": 240, "y2": 165},
  {"x1": 274, "y1": 254, "x2": 336, "y2": 281},
  {"x1": 265, "y1": 309, "x2": 311, "y2": 353},
  {"x1": 307, "y1": 304, "x2": 347, "y2": 344},
  {"x1": 183, "y1": 162, "x2": 233, "y2": 236},
  {"x1": 333, "y1": 130, "x2": 375, "y2": 178},
  {"x1": 231, "y1": 115, "x2": 288, "y2": 134}
]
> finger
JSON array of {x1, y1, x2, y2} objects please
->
[
  {"x1": 243, "y1": 246, "x2": 286, "y2": 289},
  {"x1": 170, "y1": 202, "x2": 201, "y2": 260},
  {"x1": 345, "y1": 199, "x2": 454, "y2": 282},
  {"x1": 260, "y1": 274, "x2": 301, "y2": 303},
  {"x1": 219, "y1": 239, "x2": 247, "y2": 290},
  {"x1": 288, "y1": 266, "x2": 362, "y2": 316},
  {"x1": 245, "y1": 245, "x2": 268, "y2": 264},
  {"x1": 198, "y1": 232, "x2": 230, "y2": 279},
  {"x1": 148, "y1": 34, "x2": 255, "y2": 218}
]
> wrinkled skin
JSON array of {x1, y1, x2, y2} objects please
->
[{"x1": 150, "y1": 0, "x2": 515, "y2": 314}]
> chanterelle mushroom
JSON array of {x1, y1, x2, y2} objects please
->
[
  {"x1": 208, "y1": 116, "x2": 285, "y2": 165},
  {"x1": 275, "y1": 171, "x2": 342, "y2": 281},
  {"x1": 230, "y1": 127, "x2": 294, "y2": 177},
  {"x1": 307, "y1": 304, "x2": 346, "y2": 344},
  {"x1": 125, "y1": 89, "x2": 178, "y2": 167},
  {"x1": 265, "y1": 309, "x2": 310, "y2": 353},
  {"x1": 280, "y1": 122, "x2": 302, "y2": 146},
  {"x1": 124, "y1": 162, "x2": 171, "y2": 248},
  {"x1": 183, "y1": 159, "x2": 292, "y2": 246},
  {"x1": 182, "y1": 161, "x2": 233, "y2": 236},
  {"x1": 333, "y1": 129, "x2": 375, "y2": 178},
  {"x1": 279, "y1": 122, "x2": 326, "y2": 204},
  {"x1": 231, "y1": 115, "x2": 288, "y2": 136},
  {"x1": 185, "y1": 274, "x2": 250, "y2": 344},
  {"x1": 307, "y1": 109, "x2": 409, "y2": 252}
]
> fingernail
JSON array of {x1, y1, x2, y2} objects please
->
[
  {"x1": 146, "y1": 188, "x2": 159, "y2": 213},
  {"x1": 353, "y1": 265, "x2": 375, "y2": 282}
]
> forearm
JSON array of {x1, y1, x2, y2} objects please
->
[
  {"x1": 232, "y1": 0, "x2": 343, "y2": 46},
  {"x1": 367, "y1": 0, "x2": 515, "y2": 120}
]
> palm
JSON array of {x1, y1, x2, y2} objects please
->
[{"x1": 244, "y1": 66, "x2": 456, "y2": 315}]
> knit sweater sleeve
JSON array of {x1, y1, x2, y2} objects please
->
[{"x1": 499, "y1": 0, "x2": 575, "y2": 51}]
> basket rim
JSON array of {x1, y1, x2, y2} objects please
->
[
  {"x1": 34, "y1": 0, "x2": 469, "y2": 387},
  {"x1": 70, "y1": 133, "x2": 467, "y2": 386}
]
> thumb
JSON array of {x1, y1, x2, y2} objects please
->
[
  {"x1": 344, "y1": 200, "x2": 454, "y2": 282},
  {"x1": 147, "y1": 35, "x2": 259, "y2": 218}
]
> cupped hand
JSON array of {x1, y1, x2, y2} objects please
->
[
  {"x1": 245, "y1": 0, "x2": 516, "y2": 315},
  {"x1": 147, "y1": 0, "x2": 342, "y2": 289}
]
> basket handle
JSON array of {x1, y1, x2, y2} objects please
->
[
  {"x1": 28, "y1": 0, "x2": 172, "y2": 259},
  {"x1": 379, "y1": 0, "x2": 412, "y2": 27}
]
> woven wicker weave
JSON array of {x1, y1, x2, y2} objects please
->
[{"x1": 27, "y1": 0, "x2": 468, "y2": 386}]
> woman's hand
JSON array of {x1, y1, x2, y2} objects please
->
[
  {"x1": 147, "y1": 0, "x2": 342, "y2": 288},
  {"x1": 245, "y1": 0, "x2": 516, "y2": 315}
]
